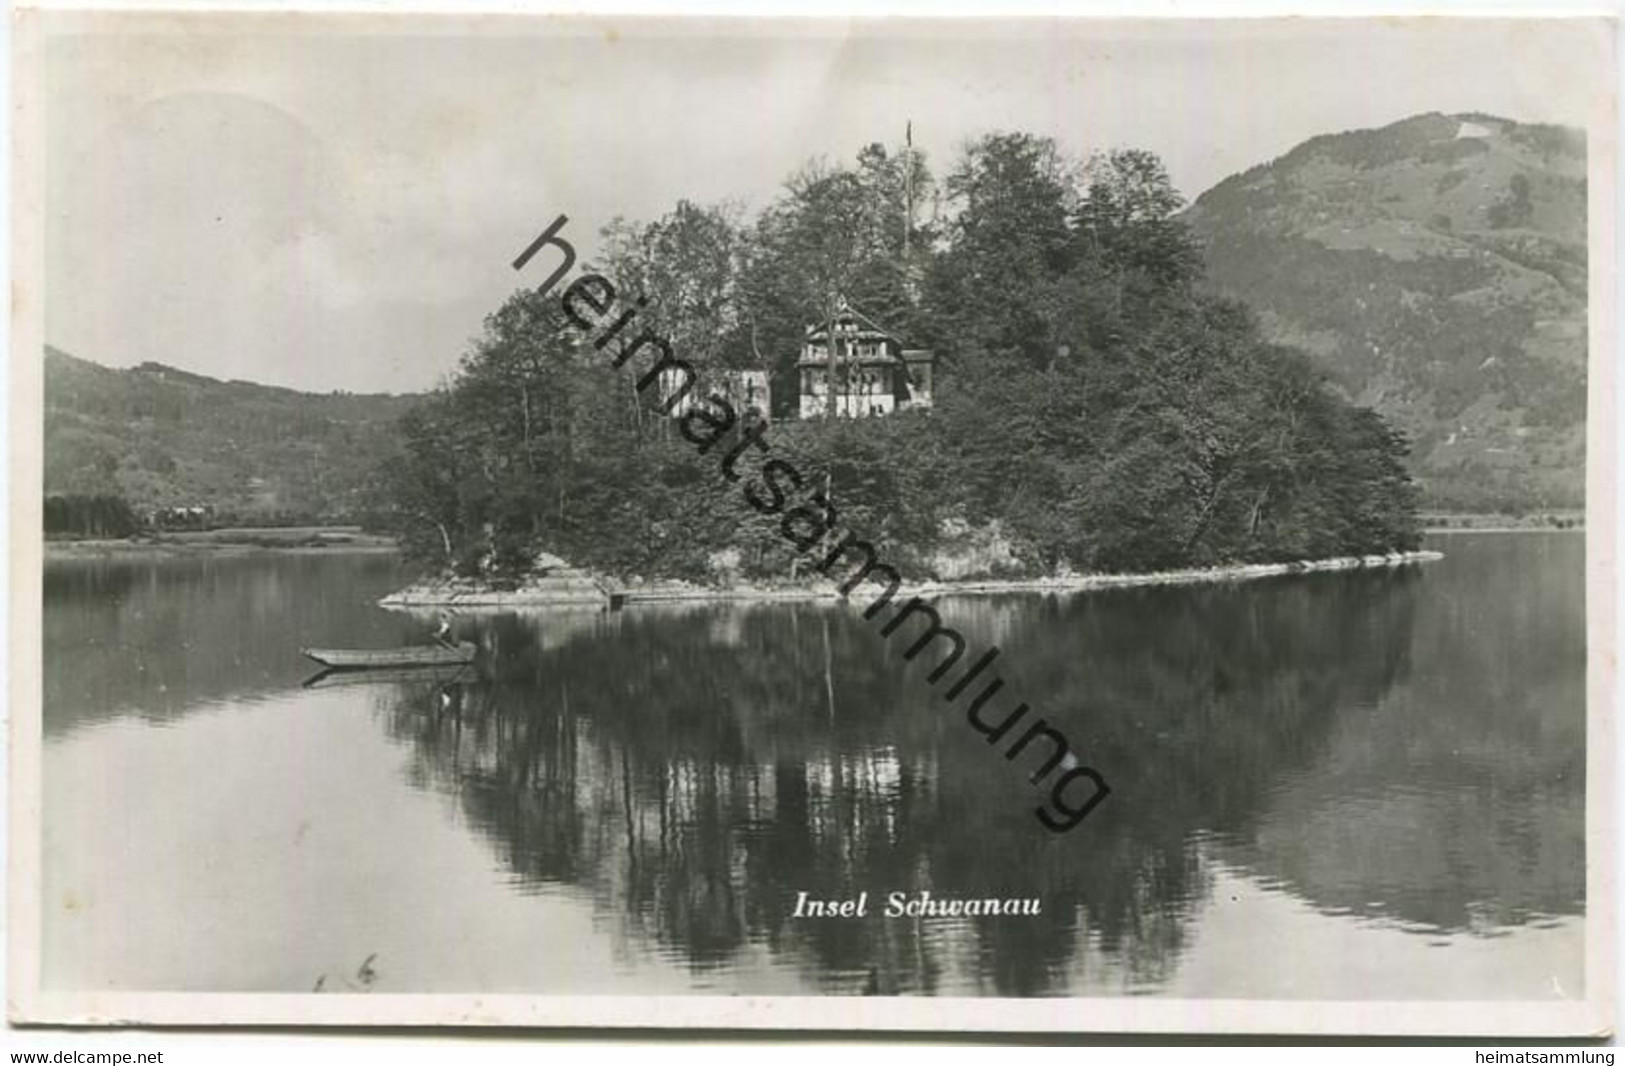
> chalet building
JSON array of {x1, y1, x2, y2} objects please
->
[
  {"x1": 653, "y1": 301, "x2": 933, "y2": 422},
  {"x1": 798, "y1": 300, "x2": 934, "y2": 420}
]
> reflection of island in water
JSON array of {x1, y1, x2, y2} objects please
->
[{"x1": 373, "y1": 553, "x2": 1584, "y2": 997}]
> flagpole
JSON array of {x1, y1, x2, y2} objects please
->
[{"x1": 903, "y1": 119, "x2": 913, "y2": 262}]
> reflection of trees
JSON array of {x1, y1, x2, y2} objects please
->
[
  {"x1": 378, "y1": 569, "x2": 1426, "y2": 995},
  {"x1": 934, "y1": 570, "x2": 1425, "y2": 988}
]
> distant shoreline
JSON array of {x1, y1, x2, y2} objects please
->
[
  {"x1": 46, "y1": 526, "x2": 399, "y2": 559},
  {"x1": 1421, "y1": 514, "x2": 1583, "y2": 533},
  {"x1": 1424, "y1": 526, "x2": 1584, "y2": 535},
  {"x1": 379, "y1": 550, "x2": 1446, "y2": 611}
]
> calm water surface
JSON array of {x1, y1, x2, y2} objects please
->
[{"x1": 41, "y1": 533, "x2": 1585, "y2": 998}]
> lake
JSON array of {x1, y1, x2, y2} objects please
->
[{"x1": 39, "y1": 532, "x2": 1586, "y2": 999}]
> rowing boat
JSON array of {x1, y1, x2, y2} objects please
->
[
  {"x1": 302, "y1": 663, "x2": 473, "y2": 689},
  {"x1": 300, "y1": 642, "x2": 477, "y2": 670}
]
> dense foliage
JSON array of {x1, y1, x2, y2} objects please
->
[
  {"x1": 44, "y1": 493, "x2": 140, "y2": 539},
  {"x1": 381, "y1": 134, "x2": 1421, "y2": 582}
]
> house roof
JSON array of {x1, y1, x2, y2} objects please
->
[
  {"x1": 798, "y1": 298, "x2": 918, "y2": 368},
  {"x1": 802, "y1": 298, "x2": 902, "y2": 344}
]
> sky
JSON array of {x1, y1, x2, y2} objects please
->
[{"x1": 38, "y1": 12, "x2": 1611, "y2": 394}]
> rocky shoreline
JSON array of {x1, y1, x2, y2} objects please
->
[{"x1": 378, "y1": 550, "x2": 1445, "y2": 611}]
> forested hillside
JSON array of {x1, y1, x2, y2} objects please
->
[
  {"x1": 44, "y1": 347, "x2": 418, "y2": 523},
  {"x1": 381, "y1": 133, "x2": 1420, "y2": 583},
  {"x1": 1185, "y1": 112, "x2": 1586, "y2": 512}
]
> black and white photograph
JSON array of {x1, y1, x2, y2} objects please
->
[{"x1": 6, "y1": 9, "x2": 1616, "y2": 1036}]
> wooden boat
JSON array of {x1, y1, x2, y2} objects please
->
[
  {"x1": 300, "y1": 642, "x2": 477, "y2": 670},
  {"x1": 302, "y1": 663, "x2": 472, "y2": 689}
]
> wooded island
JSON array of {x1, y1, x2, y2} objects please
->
[{"x1": 379, "y1": 133, "x2": 1420, "y2": 589}]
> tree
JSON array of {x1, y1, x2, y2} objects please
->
[
  {"x1": 1074, "y1": 148, "x2": 1203, "y2": 297},
  {"x1": 44, "y1": 493, "x2": 140, "y2": 538},
  {"x1": 925, "y1": 132, "x2": 1076, "y2": 371},
  {"x1": 741, "y1": 141, "x2": 936, "y2": 417},
  {"x1": 599, "y1": 201, "x2": 749, "y2": 372}
]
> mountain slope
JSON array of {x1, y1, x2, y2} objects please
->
[
  {"x1": 44, "y1": 346, "x2": 422, "y2": 520},
  {"x1": 1185, "y1": 111, "x2": 1586, "y2": 511}
]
